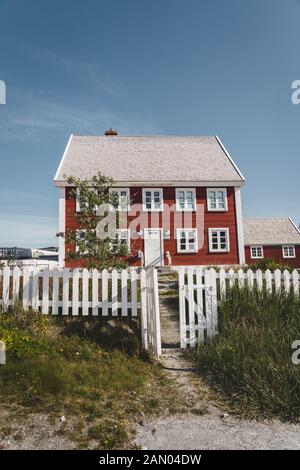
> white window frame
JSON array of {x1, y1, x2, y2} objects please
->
[
  {"x1": 75, "y1": 229, "x2": 88, "y2": 253},
  {"x1": 142, "y1": 188, "x2": 163, "y2": 212},
  {"x1": 250, "y1": 245, "x2": 264, "y2": 259},
  {"x1": 176, "y1": 228, "x2": 198, "y2": 253},
  {"x1": 282, "y1": 245, "x2": 296, "y2": 258},
  {"x1": 207, "y1": 188, "x2": 228, "y2": 212},
  {"x1": 109, "y1": 188, "x2": 130, "y2": 212},
  {"x1": 175, "y1": 188, "x2": 196, "y2": 212},
  {"x1": 116, "y1": 229, "x2": 131, "y2": 253},
  {"x1": 76, "y1": 188, "x2": 98, "y2": 212},
  {"x1": 208, "y1": 228, "x2": 230, "y2": 253}
]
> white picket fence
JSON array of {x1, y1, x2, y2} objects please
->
[
  {"x1": 177, "y1": 267, "x2": 300, "y2": 348},
  {"x1": 1, "y1": 266, "x2": 299, "y2": 355},
  {"x1": 0, "y1": 266, "x2": 161, "y2": 356}
]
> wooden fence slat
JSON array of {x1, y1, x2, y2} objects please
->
[
  {"x1": 187, "y1": 267, "x2": 195, "y2": 347},
  {"x1": 178, "y1": 267, "x2": 187, "y2": 348},
  {"x1": 209, "y1": 268, "x2": 218, "y2": 336},
  {"x1": 72, "y1": 269, "x2": 79, "y2": 316},
  {"x1": 140, "y1": 269, "x2": 148, "y2": 349},
  {"x1": 12, "y1": 266, "x2": 20, "y2": 303},
  {"x1": 274, "y1": 269, "x2": 282, "y2": 292},
  {"x1": 204, "y1": 269, "x2": 213, "y2": 340},
  {"x1": 62, "y1": 268, "x2": 69, "y2": 315},
  {"x1": 2, "y1": 266, "x2": 10, "y2": 311},
  {"x1": 31, "y1": 267, "x2": 39, "y2": 311},
  {"x1": 22, "y1": 267, "x2": 30, "y2": 310},
  {"x1": 237, "y1": 268, "x2": 244, "y2": 289},
  {"x1": 111, "y1": 269, "x2": 118, "y2": 316},
  {"x1": 256, "y1": 269, "x2": 263, "y2": 291},
  {"x1": 247, "y1": 269, "x2": 254, "y2": 290},
  {"x1": 102, "y1": 269, "x2": 108, "y2": 316},
  {"x1": 265, "y1": 269, "x2": 272, "y2": 293},
  {"x1": 41, "y1": 268, "x2": 50, "y2": 314},
  {"x1": 219, "y1": 268, "x2": 226, "y2": 300},
  {"x1": 131, "y1": 269, "x2": 137, "y2": 317},
  {"x1": 228, "y1": 268, "x2": 235, "y2": 288},
  {"x1": 292, "y1": 270, "x2": 299, "y2": 297},
  {"x1": 92, "y1": 269, "x2": 99, "y2": 316},
  {"x1": 196, "y1": 267, "x2": 204, "y2": 344},
  {"x1": 52, "y1": 268, "x2": 59, "y2": 315},
  {"x1": 283, "y1": 270, "x2": 290, "y2": 294},
  {"x1": 121, "y1": 270, "x2": 128, "y2": 317},
  {"x1": 82, "y1": 269, "x2": 89, "y2": 316}
]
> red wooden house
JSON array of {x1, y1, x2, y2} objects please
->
[
  {"x1": 54, "y1": 131, "x2": 246, "y2": 267},
  {"x1": 244, "y1": 218, "x2": 300, "y2": 268}
]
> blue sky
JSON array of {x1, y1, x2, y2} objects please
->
[{"x1": 0, "y1": 0, "x2": 299, "y2": 247}]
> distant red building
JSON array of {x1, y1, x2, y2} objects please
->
[{"x1": 244, "y1": 218, "x2": 300, "y2": 268}]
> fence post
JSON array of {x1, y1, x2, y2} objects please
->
[
  {"x1": 292, "y1": 270, "x2": 299, "y2": 297},
  {"x1": 2, "y1": 266, "x2": 10, "y2": 312},
  {"x1": 42, "y1": 268, "x2": 50, "y2": 314},
  {"x1": 140, "y1": 269, "x2": 148, "y2": 350},
  {"x1": 265, "y1": 269, "x2": 272, "y2": 293},
  {"x1": 283, "y1": 270, "x2": 291, "y2": 294},
  {"x1": 152, "y1": 267, "x2": 161, "y2": 357},
  {"x1": 22, "y1": 266, "x2": 30, "y2": 310},
  {"x1": 219, "y1": 268, "x2": 226, "y2": 300},
  {"x1": 12, "y1": 266, "x2": 20, "y2": 303},
  {"x1": 178, "y1": 267, "x2": 187, "y2": 348}
]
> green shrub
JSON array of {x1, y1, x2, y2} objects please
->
[
  {"x1": 190, "y1": 287, "x2": 300, "y2": 422},
  {"x1": 248, "y1": 258, "x2": 295, "y2": 272}
]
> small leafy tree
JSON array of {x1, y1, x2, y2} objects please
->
[{"x1": 58, "y1": 173, "x2": 129, "y2": 270}]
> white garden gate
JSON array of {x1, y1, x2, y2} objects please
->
[{"x1": 178, "y1": 267, "x2": 218, "y2": 348}]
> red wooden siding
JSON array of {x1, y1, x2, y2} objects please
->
[
  {"x1": 245, "y1": 245, "x2": 300, "y2": 269},
  {"x1": 64, "y1": 186, "x2": 240, "y2": 267}
]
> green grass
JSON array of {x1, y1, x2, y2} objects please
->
[
  {"x1": 189, "y1": 287, "x2": 300, "y2": 422},
  {"x1": 0, "y1": 305, "x2": 183, "y2": 449}
]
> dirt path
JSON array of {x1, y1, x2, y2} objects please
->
[{"x1": 134, "y1": 351, "x2": 300, "y2": 450}]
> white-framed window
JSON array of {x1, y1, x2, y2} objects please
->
[
  {"x1": 109, "y1": 188, "x2": 130, "y2": 211},
  {"x1": 250, "y1": 245, "x2": 264, "y2": 259},
  {"x1": 208, "y1": 228, "x2": 230, "y2": 252},
  {"x1": 282, "y1": 245, "x2": 296, "y2": 258},
  {"x1": 175, "y1": 188, "x2": 196, "y2": 211},
  {"x1": 76, "y1": 188, "x2": 98, "y2": 212},
  {"x1": 75, "y1": 229, "x2": 88, "y2": 253},
  {"x1": 176, "y1": 228, "x2": 198, "y2": 253},
  {"x1": 142, "y1": 188, "x2": 163, "y2": 212},
  {"x1": 116, "y1": 229, "x2": 131, "y2": 253},
  {"x1": 207, "y1": 188, "x2": 227, "y2": 211}
]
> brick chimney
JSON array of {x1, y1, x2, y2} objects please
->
[{"x1": 104, "y1": 128, "x2": 118, "y2": 136}]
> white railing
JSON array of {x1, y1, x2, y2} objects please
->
[{"x1": 0, "y1": 266, "x2": 161, "y2": 356}]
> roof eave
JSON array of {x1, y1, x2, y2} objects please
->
[{"x1": 53, "y1": 179, "x2": 245, "y2": 188}]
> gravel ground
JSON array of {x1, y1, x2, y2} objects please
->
[
  {"x1": 135, "y1": 351, "x2": 300, "y2": 450},
  {"x1": 0, "y1": 408, "x2": 76, "y2": 450},
  {"x1": 135, "y1": 415, "x2": 300, "y2": 450}
]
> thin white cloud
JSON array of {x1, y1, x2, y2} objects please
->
[
  {"x1": 22, "y1": 45, "x2": 123, "y2": 97},
  {"x1": 0, "y1": 91, "x2": 160, "y2": 142},
  {"x1": 0, "y1": 214, "x2": 57, "y2": 248}
]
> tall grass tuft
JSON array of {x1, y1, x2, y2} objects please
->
[{"x1": 190, "y1": 287, "x2": 300, "y2": 422}]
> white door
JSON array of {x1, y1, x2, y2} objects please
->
[{"x1": 144, "y1": 229, "x2": 164, "y2": 267}]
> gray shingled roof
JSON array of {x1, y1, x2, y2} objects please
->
[
  {"x1": 54, "y1": 135, "x2": 244, "y2": 184},
  {"x1": 244, "y1": 219, "x2": 300, "y2": 245}
]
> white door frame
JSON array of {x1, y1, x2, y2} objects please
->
[{"x1": 144, "y1": 228, "x2": 164, "y2": 267}]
